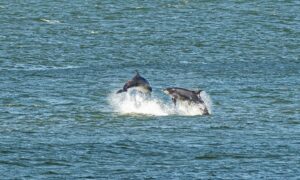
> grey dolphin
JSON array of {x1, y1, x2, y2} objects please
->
[
  {"x1": 116, "y1": 71, "x2": 152, "y2": 94},
  {"x1": 163, "y1": 87, "x2": 209, "y2": 115}
]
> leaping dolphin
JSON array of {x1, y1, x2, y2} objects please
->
[
  {"x1": 116, "y1": 71, "x2": 152, "y2": 94},
  {"x1": 163, "y1": 87, "x2": 209, "y2": 115}
]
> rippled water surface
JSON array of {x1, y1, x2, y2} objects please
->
[{"x1": 1, "y1": 1, "x2": 299, "y2": 179}]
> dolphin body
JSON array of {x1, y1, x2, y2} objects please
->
[
  {"x1": 163, "y1": 87, "x2": 209, "y2": 115},
  {"x1": 116, "y1": 71, "x2": 152, "y2": 94}
]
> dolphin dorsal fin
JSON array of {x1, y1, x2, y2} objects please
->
[{"x1": 135, "y1": 70, "x2": 140, "y2": 76}]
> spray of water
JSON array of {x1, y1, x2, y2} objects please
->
[
  {"x1": 200, "y1": 91, "x2": 213, "y2": 114},
  {"x1": 108, "y1": 89, "x2": 212, "y2": 116}
]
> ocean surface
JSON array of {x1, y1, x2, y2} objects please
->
[{"x1": 1, "y1": 0, "x2": 299, "y2": 179}]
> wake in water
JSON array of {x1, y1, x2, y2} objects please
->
[{"x1": 108, "y1": 89, "x2": 212, "y2": 116}]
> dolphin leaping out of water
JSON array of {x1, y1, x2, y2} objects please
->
[
  {"x1": 116, "y1": 71, "x2": 152, "y2": 94},
  {"x1": 163, "y1": 87, "x2": 209, "y2": 115}
]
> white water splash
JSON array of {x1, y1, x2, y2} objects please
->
[
  {"x1": 109, "y1": 91, "x2": 170, "y2": 116},
  {"x1": 108, "y1": 89, "x2": 212, "y2": 116},
  {"x1": 200, "y1": 91, "x2": 213, "y2": 114}
]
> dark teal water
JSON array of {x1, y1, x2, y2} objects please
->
[{"x1": 1, "y1": 1, "x2": 300, "y2": 179}]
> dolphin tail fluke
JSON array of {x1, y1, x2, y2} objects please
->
[
  {"x1": 116, "y1": 89, "x2": 126, "y2": 94},
  {"x1": 195, "y1": 90, "x2": 202, "y2": 95}
]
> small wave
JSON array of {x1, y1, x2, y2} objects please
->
[
  {"x1": 89, "y1": 30, "x2": 101, "y2": 34},
  {"x1": 108, "y1": 89, "x2": 212, "y2": 116},
  {"x1": 179, "y1": 60, "x2": 189, "y2": 64},
  {"x1": 40, "y1": 18, "x2": 61, "y2": 24},
  {"x1": 1, "y1": 64, "x2": 83, "y2": 71}
]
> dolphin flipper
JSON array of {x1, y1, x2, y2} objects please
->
[
  {"x1": 124, "y1": 80, "x2": 136, "y2": 90},
  {"x1": 116, "y1": 80, "x2": 133, "y2": 94},
  {"x1": 116, "y1": 80, "x2": 135, "y2": 94}
]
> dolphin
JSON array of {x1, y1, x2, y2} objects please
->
[
  {"x1": 163, "y1": 87, "x2": 209, "y2": 115},
  {"x1": 116, "y1": 71, "x2": 152, "y2": 94}
]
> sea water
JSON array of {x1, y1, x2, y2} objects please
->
[{"x1": 0, "y1": 1, "x2": 299, "y2": 179}]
